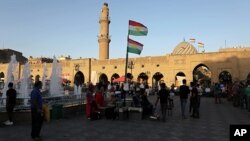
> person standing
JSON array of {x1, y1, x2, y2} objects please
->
[
  {"x1": 169, "y1": 84, "x2": 175, "y2": 108},
  {"x1": 86, "y1": 83, "x2": 95, "y2": 119},
  {"x1": 244, "y1": 80, "x2": 250, "y2": 112},
  {"x1": 4, "y1": 82, "x2": 17, "y2": 126},
  {"x1": 141, "y1": 90, "x2": 153, "y2": 119},
  {"x1": 30, "y1": 81, "x2": 43, "y2": 141},
  {"x1": 179, "y1": 79, "x2": 190, "y2": 119},
  {"x1": 155, "y1": 83, "x2": 169, "y2": 122},
  {"x1": 190, "y1": 83, "x2": 199, "y2": 118},
  {"x1": 214, "y1": 83, "x2": 222, "y2": 104}
]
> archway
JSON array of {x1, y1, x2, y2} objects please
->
[
  {"x1": 111, "y1": 73, "x2": 119, "y2": 82},
  {"x1": 247, "y1": 73, "x2": 250, "y2": 81},
  {"x1": 0, "y1": 72, "x2": 4, "y2": 79},
  {"x1": 152, "y1": 72, "x2": 164, "y2": 88},
  {"x1": 193, "y1": 64, "x2": 212, "y2": 87},
  {"x1": 219, "y1": 71, "x2": 232, "y2": 84},
  {"x1": 126, "y1": 73, "x2": 133, "y2": 80},
  {"x1": 138, "y1": 72, "x2": 148, "y2": 83},
  {"x1": 74, "y1": 71, "x2": 85, "y2": 86},
  {"x1": 175, "y1": 72, "x2": 186, "y2": 87},
  {"x1": 99, "y1": 73, "x2": 108, "y2": 85},
  {"x1": 35, "y1": 75, "x2": 40, "y2": 82},
  {"x1": 0, "y1": 72, "x2": 4, "y2": 89}
]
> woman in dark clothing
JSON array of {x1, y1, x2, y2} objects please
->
[
  {"x1": 190, "y1": 83, "x2": 199, "y2": 118},
  {"x1": 141, "y1": 90, "x2": 153, "y2": 119}
]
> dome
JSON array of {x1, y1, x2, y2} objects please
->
[{"x1": 172, "y1": 41, "x2": 198, "y2": 55}]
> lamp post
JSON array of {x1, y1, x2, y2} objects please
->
[{"x1": 128, "y1": 61, "x2": 134, "y2": 75}]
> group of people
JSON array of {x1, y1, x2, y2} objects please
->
[
  {"x1": 225, "y1": 80, "x2": 250, "y2": 111},
  {"x1": 3, "y1": 81, "x2": 43, "y2": 141},
  {"x1": 3, "y1": 78, "x2": 250, "y2": 141},
  {"x1": 153, "y1": 79, "x2": 202, "y2": 120},
  {"x1": 179, "y1": 79, "x2": 202, "y2": 119}
]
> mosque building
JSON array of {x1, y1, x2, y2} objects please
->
[{"x1": 1, "y1": 3, "x2": 250, "y2": 89}]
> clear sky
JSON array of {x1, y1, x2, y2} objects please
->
[{"x1": 0, "y1": 0, "x2": 250, "y2": 59}]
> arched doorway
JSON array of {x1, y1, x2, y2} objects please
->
[
  {"x1": 0, "y1": 72, "x2": 4, "y2": 89},
  {"x1": 193, "y1": 64, "x2": 212, "y2": 87},
  {"x1": 219, "y1": 71, "x2": 232, "y2": 84},
  {"x1": 74, "y1": 71, "x2": 85, "y2": 86},
  {"x1": 152, "y1": 72, "x2": 164, "y2": 88},
  {"x1": 138, "y1": 72, "x2": 148, "y2": 83},
  {"x1": 0, "y1": 72, "x2": 4, "y2": 80},
  {"x1": 35, "y1": 75, "x2": 40, "y2": 82},
  {"x1": 126, "y1": 73, "x2": 133, "y2": 80},
  {"x1": 99, "y1": 73, "x2": 108, "y2": 85},
  {"x1": 175, "y1": 72, "x2": 186, "y2": 87},
  {"x1": 247, "y1": 73, "x2": 250, "y2": 81},
  {"x1": 111, "y1": 73, "x2": 119, "y2": 82}
]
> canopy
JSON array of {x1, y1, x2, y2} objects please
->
[{"x1": 112, "y1": 76, "x2": 126, "y2": 83}]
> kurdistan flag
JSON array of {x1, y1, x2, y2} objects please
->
[
  {"x1": 189, "y1": 38, "x2": 196, "y2": 43},
  {"x1": 198, "y1": 42, "x2": 204, "y2": 48},
  {"x1": 127, "y1": 38, "x2": 143, "y2": 55},
  {"x1": 128, "y1": 20, "x2": 148, "y2": 36}
]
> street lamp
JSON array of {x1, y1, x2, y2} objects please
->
[{"x1": 128, "y1": 61, "x2": 135, "y2": 74}]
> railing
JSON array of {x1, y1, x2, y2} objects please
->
[{"x1": 0, "y1": 94, "x2": 86, "y2": 112}]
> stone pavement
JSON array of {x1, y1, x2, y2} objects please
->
[{"x1": 0, "y1": 96, "x2": 249, "y2": 141}]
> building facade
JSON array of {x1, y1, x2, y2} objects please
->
[{"x1": 1, "y1": 3, "x2": 250, "y2": 89}]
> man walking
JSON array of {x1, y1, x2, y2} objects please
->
[
  {"x1": 31, "y1": 81, "x2": 43, "y2": 141},
  {"x1": 4, "y1": 82, "x2": 17, "y2": 126},
  {"x1": 179, "y1": 79, "x2": 190, "y2": 119}
]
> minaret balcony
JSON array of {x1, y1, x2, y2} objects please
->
[
  {"x1": 99, "y1": 17, "x2": 111, "y2": 24},
  {"x1": 98, "y1": 35, "x2": 111, "y2": 43}
]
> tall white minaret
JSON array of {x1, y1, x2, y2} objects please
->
[{"x1": 98, "y1": 3, "x2": 111, "y2": 60}]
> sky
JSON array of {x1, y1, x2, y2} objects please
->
[{"x1": 0, "y1": 0, "x2": 250, "y2": 59}]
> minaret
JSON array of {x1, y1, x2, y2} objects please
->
[{"x1": 98, "y1": 3, "x2": 111, "y2": 60}]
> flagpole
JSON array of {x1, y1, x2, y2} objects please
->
[
  {"x1": 124, "y1": 25, "x2": 129, "y2": 107},
  {"x1": 125, "y1": 35, "x2": 129, "y2": 83}
]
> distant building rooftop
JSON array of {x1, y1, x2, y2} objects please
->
[
  {"x1": 219, "y1": 47, "x2": 250, "y2": 52},
  {"x1": 58, "y1": 55, "x2": 72, "y2": 61},
  {"x1": 28, "y1": 56, "x2": 53, "y2": 64},
  {"x1": 0, "y1": 49, "x2": 27, "y2": 64}
]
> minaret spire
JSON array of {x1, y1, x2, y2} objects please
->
[{"x1": 98, "y1": 3, "x2": 111, "y2": 60}]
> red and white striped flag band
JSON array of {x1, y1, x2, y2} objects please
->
[
  {"x1": 198, "y1": 42, "x2": 204, "y2": 47},
  {"x1": 189, "y1": 38, "x2": 196, "y2": 43}
]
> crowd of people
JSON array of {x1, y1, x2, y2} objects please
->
[{"x1": 1, "y1": 78, "x2": 250, "y2": 141}]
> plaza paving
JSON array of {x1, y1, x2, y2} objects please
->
[{"x1": 0, "y1": 96, "x2": 249, "y2": 141}]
